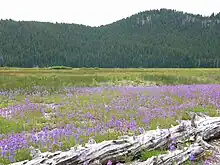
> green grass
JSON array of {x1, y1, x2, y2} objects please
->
[
  {"x1": 140, "y1": 150, "x2": 168, "y2": 161},
  {"x1": 0, "y1": 68, "x2": 219, "y2": 164},
  {"x1": 150, "y1": 117, "x2": 179, "y2": 130},
  {"x1": 182, "y1": 106, "x2": 218, "y2": 120},
  {"x1": 0, "y1": 68, "x2": 219, "y2": 90},
  {"x1": 0, "y1": 100, "x2": 14, "y2": 109},
  {"x1": 0, "y1": 149, "x2": 32, "y2": 164},
  {"x1": 0, "y1": 117, "x2": 25, "y2": 134}
]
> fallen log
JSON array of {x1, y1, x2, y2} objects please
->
[{"x1": 11, "y1": 113, "x2": 220, "y2": 165}]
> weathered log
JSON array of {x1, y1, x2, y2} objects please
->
[
  {"x1": 11, "y1": 113, "x2": 220, "y2": 165},
  {"x1": 137, "y1": 145, "x2": 204, "y2": 165}
]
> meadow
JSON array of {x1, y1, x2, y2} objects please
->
[{"x1": 0, "y1": 68, "x2": 220, "y2": 164}]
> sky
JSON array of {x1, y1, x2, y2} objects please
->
[{"x1": 0, "y1": 0, "x2": 219, "y2": 26}]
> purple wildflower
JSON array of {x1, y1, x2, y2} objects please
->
[
  {"x1": 107, "y1": 160, "x2": 113, "y2": 165},
  {"x1": 189, "y1": 154, "x2": 196, "y2": 161}
]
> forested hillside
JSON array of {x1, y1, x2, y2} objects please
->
[{"x1": 0, "y1": 9, "x2": 220, "y2": 68}]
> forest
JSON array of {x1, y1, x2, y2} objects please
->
[{"x1": 0, "y1": 9, "x2": 220, "y2": 68}]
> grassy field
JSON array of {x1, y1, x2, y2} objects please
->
[
  {"x1": 0, "y1": 68, "x2": 220, "y2": 164},
  {"x1": 0, "y1": 68, "x2": 220, "y2": 90}
]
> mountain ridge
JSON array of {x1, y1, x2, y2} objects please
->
[
  {"x1": 0, "y1": 8, "x2": 220, "y2": 68},
  {"x1": 1, "y1": 9, "x2": 220, "y2": 27}
]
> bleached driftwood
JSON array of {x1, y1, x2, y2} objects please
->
[
  {"x1": 134, "y1": 144, "x2": 204, "y2": 165},
  {"x1": 11, "y1": 113, "x2": 220, "y2": 165}
]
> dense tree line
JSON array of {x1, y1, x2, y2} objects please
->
[{"x1": 0, "y1": 9, "x2": 220, "y2": 68}]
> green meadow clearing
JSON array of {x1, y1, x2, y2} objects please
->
[
  {"x1": 0, "y1": 68, "x2": 220, "y2": 164},
  {"x1": 0, "y1": 68, "x2": 219, "y2": 90}
]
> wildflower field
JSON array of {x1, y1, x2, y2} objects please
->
[{"x1": 0, "y1": 68, "x2": 220, "y2": 164}]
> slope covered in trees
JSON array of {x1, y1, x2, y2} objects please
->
[{"x1": 0, "y1": 9, "x2": 220, "y2": 68}]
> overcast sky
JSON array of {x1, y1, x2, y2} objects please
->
[{"x1": 0, "y1": 0, "x2": 219, "y2": 26}]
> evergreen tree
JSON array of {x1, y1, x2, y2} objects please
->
[{"x1": 0, "y1": 9, "x2": 219, "y2": 68}]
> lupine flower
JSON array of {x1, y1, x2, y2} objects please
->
[
  {"x1": 205, "y1": 159, "x2": 211, "y2": 165},
  {"x1": 169, "y1": 144, "x2": 176, "y2": 151},
  {"x1": 138, "y1": 127, "x2": 145, "y2": 134},
  {"x1": 189, "y1": 154, "x2": 196, "y2": 161},
  {"x1": 0, "y1": 85, "x2": 220, "y2": 163},
  {"x1": 107, "y1": 160, "x2": 113, "y2": 165}
]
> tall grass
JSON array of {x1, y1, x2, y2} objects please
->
[{"x1": 0, "y1": 68, "x2": 219, "y2": 90}]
